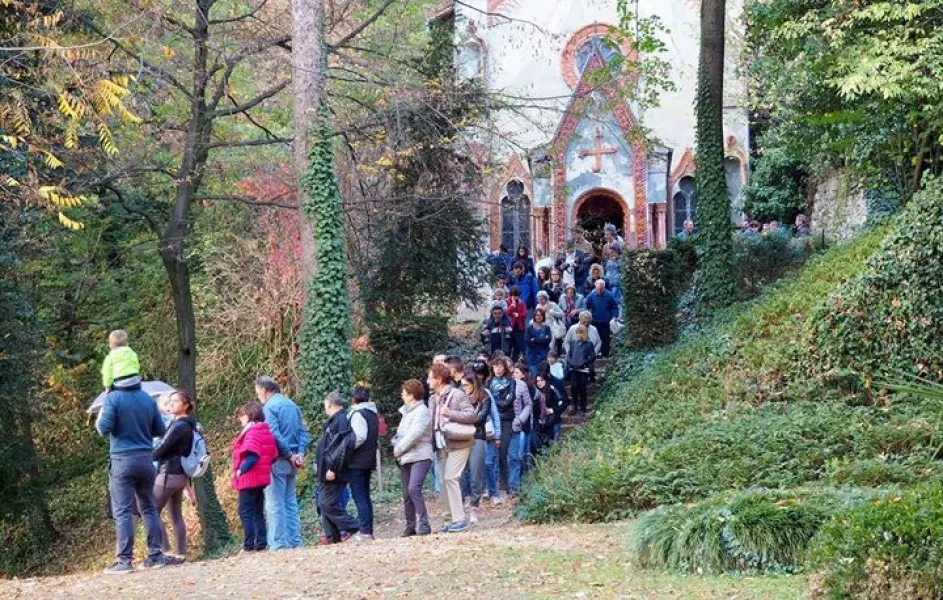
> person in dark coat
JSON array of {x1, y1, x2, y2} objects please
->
[
  {"x1": 315, "y1": 392, "x2": 361, "y2": 543},
  {"x1": 347, "y1": 385, "x2": 379, "y2": 540},
  {"x1": 152, "y1": 390, "x2": 197, "y2": 558},
  {"x1": 584, "y1": 279, "x2": 618, "y2": 357},
  {"x1": 514, "y1": 245, "x2": 535, "y2": 276}
]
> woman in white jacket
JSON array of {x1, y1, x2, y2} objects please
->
[
  {"x1": 392, "y1": 379, "x2": 434, "y2": 537},
  {"x1": 535, "y1": 290, "x2": 566, "y2": 356}
]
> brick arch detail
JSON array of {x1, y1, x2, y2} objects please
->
[
  {"x1": 459, "y1": 21, "x2": 489, "y2": 84},
  {"x1": 549, "y1": 52, "x2": 648, "y2": 251},
  {"x1": 561, "y1": 23, "x2": 638, "y2": 90},
  {"x1": 669, "y1": 147, "x2": 696, "y2": 195},
  {"x1": 724, "y1": 135, "x2": 749, "y2": 184},
  {"x1": 572, "y1": 187, "x2": 631, "y2": 238}
]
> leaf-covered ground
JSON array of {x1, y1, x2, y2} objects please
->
[{"x1": 2, "y1": 499, "x2": 804, "y2": 599}]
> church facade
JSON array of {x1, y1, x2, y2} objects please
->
[{"x1": 437, "y1": 0, "x2": 749, "y2": 254}]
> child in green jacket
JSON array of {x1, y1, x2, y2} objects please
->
[{"x1": 102, "y1": 329, "x2": 141, "y2": 391}]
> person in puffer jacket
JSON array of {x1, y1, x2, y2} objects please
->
[
  {"x1": 393, "y1": 379, "x2": 434, "y2": 537},
  {"x1": 232, "y1": 402, "x2": 278, "y2": 552}
]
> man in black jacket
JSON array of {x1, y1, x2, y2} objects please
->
[{"x1": 316, "y1": 391, "x2": 361, "y2": 543}]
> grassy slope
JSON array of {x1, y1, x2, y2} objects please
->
[{"x1": 521, "y1": 226, "x2": 894, "y2": 522}]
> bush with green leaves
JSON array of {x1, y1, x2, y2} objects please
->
[
  {"x1": 632, "y1": 487, "x2": 876, "y2": 575},
  {"x1": 743, "y1": 147, "x2": 808, "y2": 223},
  {"x1": 731, "y1": 232, "x2": 813, "y2": 297},
  {"x1": 811, "y1": 484, "x2": 943, "y2": 599},
  {"x1": 810, "y1": 177, "x2": 943, "y2": 396},
  {"x1": 622, "y1": 249, "x2": 679, "y2": 349}
]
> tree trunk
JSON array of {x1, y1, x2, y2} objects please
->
[
  {"x1": 694, "y1": 0, "x2": 736, "y2": 308},
  {"x1": 159, "y1": 232, "x2": 197, "y2": 395},
  {"x1": 292, "y1": 0, "x2": 325, "y2": 286}
]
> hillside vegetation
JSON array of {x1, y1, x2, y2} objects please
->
[{"x1": 522, "y1": 179, "x2": 943, "y2": 596}]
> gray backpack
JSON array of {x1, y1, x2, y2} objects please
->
[{"x1": 181, "y1": 424, "x2": 210, "y2": 478}]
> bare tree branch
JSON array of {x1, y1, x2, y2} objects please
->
[
  {"x1": 210, "y1": 79, "x2": 290, "y2": 118},
  {"x1": 206, "y1": 136, "x2": 292, "y2": 149},
  {"x1": 330, "y1": 0, "x2": 398, "y2": 49},
  {"x1": 193, "y1": 194, "x2": 297, "y2": 210}
]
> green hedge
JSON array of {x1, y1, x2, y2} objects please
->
[
  {"x1": 811, "y1": 484, "x2": 943, "y2": 599},
  {"x1": 811, "y1": 177, "x2": 943, "y2": 396},
  {"x1": 632, "y1": 487, "x2": 876, "y2": 575},
  {"x1": 622, "y1": 249, "x2": 679, "y2": 349}
]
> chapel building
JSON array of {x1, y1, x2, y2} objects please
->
[{"x1": 434, "y1": 0, "x2": 750, "y2": 254}]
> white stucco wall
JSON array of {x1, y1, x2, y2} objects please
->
[
  {"x1": 564, "y1": 114, "x2": 635, "y2": 214},
  {"x1": 455, "y1": 0, "x2": 748, "y2": 177}
]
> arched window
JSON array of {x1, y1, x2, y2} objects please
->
[
  {"x1": 457, "y1": 41, "x2": 483, "y2": 80},
  {"x1": 575, "y1": 36, "x2": 621, "y2": 76},
  {"x1": 673, "y1": 176, "x2": 696, "y2": 235},
  {"x1": 501, "y1": 180, "x2": 530, "y2": 251}
]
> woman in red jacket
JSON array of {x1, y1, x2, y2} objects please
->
[{"x1": 232, "y1": 402, "x2": 278, "y2": 552}]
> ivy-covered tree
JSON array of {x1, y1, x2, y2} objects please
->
[
  {"x1": 297, "y1": 107, "x2": 353, "y2": 418},
  {"x1": 694, "y1": 0, "x2": 736, "y2": 308}
]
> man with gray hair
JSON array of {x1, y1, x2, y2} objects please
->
[
  {"x1": 562, "y1": 310, "x2": 601, "y2": 357},
  {"x1": 254, "y1": 376, "x2": 310, "y2": 549},
  {"x1": 315, "y1": 391, "x2": 362, "y2": 543}
]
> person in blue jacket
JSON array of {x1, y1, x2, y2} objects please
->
[
  {"x1": 584, "y1": 279, "x2": 618, "y2": 357},
  {"x1": 524, "y1": 308, "x2": 553, "y2": 377},
  {"x1": 486, "y1": 245, "x2": 513, "y2": 279},
  {"x1": 508, "y1": 261, "x2": 537, "y2": 310}
]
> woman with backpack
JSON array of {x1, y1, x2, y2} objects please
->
[
  {"x1": 459, "y1": 370, "x2": 501, "y2": 524},
  {"x1": 152, "y1": 389, "x2": 196, "y2": 558},
  {"x1": 231, "y1": 401, "x2": 279, "y2": 552}
]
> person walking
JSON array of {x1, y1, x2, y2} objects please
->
[
  {"x1": 393, "y1": 379, "x2": 434, "y2": 537},
  {"x1": 488, "y1": 356, "x2": 515, "y2": 501},
  {"x1": 316, "y1": 392, "x2": 362, "y2": 543},
  {"x1": 507, "y1": 363, "x2": 533, "y2": 496},
  {"x1": 567, "y1": 326, "x2": 597, "y2": 414},
  {"x1": 347, "y1": 384, "x2": 379, "y2": 541},
  {"x1": 428, "y1": 363, "x2": 477, "y2": 532},
  {"x1": 506, "y1": 286, "x2": 528, "y2": 362},
  {"x1": 96, "y1": 383, "x2": 180, "y2": 574},
  {"x1": 460, "y1": 371, "x2": 501, "y2": 525},
  {"x1": 152, "y1": 390, "x2": 196, "y2": 559},
  {"x1": 255, "y1": 376, "x2": 310, "y2": 550},
  {"x1": 584, "y1": 279, "x2": 618, "y2": 357},
  {"x1": 232, "y1": 401, "x2": 279, "y2": 553},
  {"x1": 524, "y1": 307, "x2": 552, "y2": 377}
]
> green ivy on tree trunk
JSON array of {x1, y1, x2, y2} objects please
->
[
  {"x1": 297, "y1": 106, "x2": 353, "y2": 418},
  {"x1": 695, "y1": 0, "x2": 736, "y2": 309}
]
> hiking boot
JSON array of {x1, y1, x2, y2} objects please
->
[
  {"x1": 469, "y1": 508, "x2": 479, "y2": 524},
  {"x1": 417, "y1": 525, "x2": 431, "y2": 536},
  {"x1": 446, "y1": 521, "x2": 469, "y2": 533},
  {"x1": 401, "y1": 527, "x2": 416, "y2": 538},
  {"x1": 103, "y1": 561, "x2": 133, "y2": 576}
]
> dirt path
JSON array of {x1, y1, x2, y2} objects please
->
[{"x1": 1, "y1": 508, "x2": 804, "y2": 599}]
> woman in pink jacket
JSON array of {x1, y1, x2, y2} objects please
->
[{"x1": 232, "y1": 402, "x2": 278, "y2": 552}]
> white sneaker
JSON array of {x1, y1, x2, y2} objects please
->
[
  {"x1": 354, "y1": 533, "x2": 374, "y2": 542},
  {"x1": 491, "y1": 495, "x2": 504, "y2": 506},
  {"x1": 469, "y1": 508, "x2": 479, "y2": 524}
]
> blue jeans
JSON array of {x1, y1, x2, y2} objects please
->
[
  {"x1": 238, "y1": 487, "x2": 267, "y2": 551},
  {"x1": 508, "y1": 431, "x2": 529, "y2": 494},
  {"x1": 485, "y1": 441, "x2": 499, "y2": 497},
  {"x1": 110, "y1": 452, "x2": 163, "y2": 563},
  {"x1": 347, "y1": 469, "x2": 374, "y2": 535},
  {"x1": 264, "y1": 458, "x2": 301, "y2": 549},
  {"x1": 430, "y1": 456, "x2": 441, "y2": 494}
]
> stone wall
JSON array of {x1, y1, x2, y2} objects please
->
[{"x1": 809, "y1": 170, "x2": 868, "y2": 241}]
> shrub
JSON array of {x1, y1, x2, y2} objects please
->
[
  {"x1": 731, "y1": 232, "x2": 812, "y2": 297},
  {"x1": 622, "y1": 249, "x2": 679, "y2": 348},
  {"x1": 811, "y1": 484, "x2": 943, "y2": 599},
  {"x1": 811, "y1": 177, "x2": 943, "y2": 395},
  {"x1": 632, "y1": 487, "x2": 876, "y2": 575}
]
